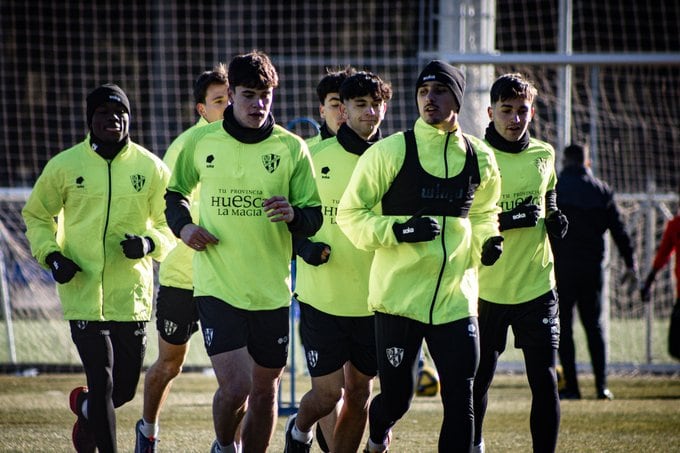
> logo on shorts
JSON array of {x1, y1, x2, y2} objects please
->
[
  {"x1": 76, "y1": 321, "x2": 88, "y2": 330},
  {"x1": 468, "y1": 323, "x2": 477, "y2": 338},
  {"x1": 386, "y1": 347, "x2": 404, "y2": 367},
  {"x1": 306, "y1": 350, "x2": 319, "y2": 368},
  {"x1": 203, "y1": 327, "x2": 214, "y2": 347},
  {"x1": 262, "y1": 154, "x2": 281, "y2": 173},
  {"x1": 164, "y1": 320, "x2": 178, "y2": 337}
]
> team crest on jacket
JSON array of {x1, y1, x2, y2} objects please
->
[
  {"x1": 130, "y1": 174, "x2": 146, "y2": 192},
  {"x1": 306, "y1": 350, "x2": 319, "y2": 368},
  {"x1": 203, "y1": 327, "x2": 214, "y2": 347},
  {"x1": 386, "y1": 347, "x2": 404, "y2": 367},
  {"x1": 534, "y1": 157, "x2": 549, "y2": 175},
  {"x1": 164, "y1": 320, "x2": 178, "y2": 337},
  {"x1": 262, "y1": 154, "x2": 281, "y2": 173}
]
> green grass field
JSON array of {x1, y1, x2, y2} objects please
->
[{"x1": 0, "y1": 371, "x2": 678, "y2": 452}]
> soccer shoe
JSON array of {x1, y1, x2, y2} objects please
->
[
  {"x1": 597, "y1": 388, "x2": 614, "y2": 400},
  {"x1": 283, "y1": 414, "x2": 312, "y2": 453},
  {"x1": 69, "y1": 386, "x2": 96, "y2": 453},
  {"x1": 558, "y1": 388, "x2": 581, "y2": 400},
  {"x1": 316, "y1": 423, "x2": 330, "y2": 453},
  {"x1": 135, "y1": 419, "x2": 159, "y2": 453}
]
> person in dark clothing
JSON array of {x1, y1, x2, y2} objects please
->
[{"x1": 551, "y1": 143, "x2": 638, "y2": 400}]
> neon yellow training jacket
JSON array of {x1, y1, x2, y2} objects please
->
[
  {"x1": 337, "y1": 118, "x2": 501, "y2": 325},
  {"x1": 22, "y1": 137, "x2": 175, "y2": 321}
]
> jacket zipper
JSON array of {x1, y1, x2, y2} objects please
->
[
  {"x1": 101, "y1": 160, "x2": 113, "y2": 318},
  {"x1": 428, "y1": 131, "x2": 452, "y2": 324}
]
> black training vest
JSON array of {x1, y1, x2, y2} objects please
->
[{"x1": 381, "y1": 130, "x2": 481, "y2": 218}]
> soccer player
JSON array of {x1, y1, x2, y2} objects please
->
[
  {"x1": 473, "y1": 73, "x2": 568, "y2": 453},
  {"x1": 305, "y1": 67, "x2": 355, "y2": 147},
  {"x1": 551, "y1": 143, "x2": 638, "y2": 400},
  {"x1": 22, "y1": 83, "x2": 175, "y2": 453},
  {"x1": 164, "y1": 50, "x2": 322, "y2": 453},
  {"x1": 337, "y1": 60, "x2": 503, "y2": 453},
  {"x1": 284, "y1": 71, "x2": 392, "y2": 453},
  {"x1": 640, "y1": 192, "x2": 680, "y2": 361},
  {"x1": 134, "y1": 63, "x2": 229, "y2": 452}
]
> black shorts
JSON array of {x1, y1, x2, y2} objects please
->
[
  {"x1": 478, "y1": 289, "x2": 560, "y2": 352},
  {"x1": 298, "y1": 300, "x2": 377, "y2": 378},
  {"x1": 195, "y1": 295, "x2": 289, "y2": 368},
  {"x1": 155, "y1": 285, "x2": 199, "y2": 345}
]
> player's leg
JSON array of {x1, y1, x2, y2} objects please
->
[
  {"x1": 196, "y1": 296, "x2": 252, "y2": 451},
  {"x1": 240, "y1": 306, "x2": 289, "y2": 452},
  {"x1": 473, "y1": 299, "x2": 509, "y2": 449},
  {"x1": 70, "y1": 321, "x2": 117, "y2": 452},
  {"x1": 111, "y1": 321, "x2": 147, "y2": 408},
  {"x1": 366, "y1": 312, "x2": 423, "y2": 452},
  {"x1": 575, "y1": 273, "x2": 609, "y2": 397},
  {"x1": 516, "y1": 290, "x2": 561, "y2": 453},
  {"x1": 556, "y1": 269, "x2": 582, "y2": 398},
  {"x1": 426, "y1": 316, "x2": 479, "y2": 452},
  {"x1": 137, "y1": 286, "x2": 197, "y2": 447},
  {"x1": 333, "y1": 313, "x2": 377, "y2": 453},
  {"x1": 287, "y1": 301, "x2": 360, "y2": 451}
]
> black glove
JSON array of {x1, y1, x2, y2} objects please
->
[
  {"x1": 120, "y1": 234, "x2": 155, "y2": 259},
  {"x1": 498, "y1": 197, "x2": 540, "y2": 231},
  {"x1": 481, "y1": 236, "x2": 504, "y2": 266},
  {"x1": 545, "y1": 209, "x2": 569, "y2": 239},
  {"x1": 45, "y1": 251, "x2": 82, "y2": 284},
  {"x1": 392, "y1": 215, "x2": 441, "y2": 243},
  {"x1": 640, "y1": 270, "x2": 657, "y2": 302},
  {"x1": 296, "y1": 239, "x2": 331, "y2": 266}
]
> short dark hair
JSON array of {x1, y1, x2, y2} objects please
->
[
  {"x1": 564, "y1": 144, "x2": 587, "y2": 166},
  {"x1": 490, "y1": 73, "x2": 537, "y2": 105},
  {"x1": 316, "y1": 66, "x2": 356, "y2": 104},
  {"x1": 228, "y1": 50, "x2": 278, "y2": 90},
  {"x1": 193, "y1": 63, "x2": 228, "y2": 105},
  {"x1": 339, "y1": 71, "x2": 393, "y2": 103}
]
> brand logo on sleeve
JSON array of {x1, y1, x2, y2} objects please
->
[
  {"x1": 262, "y1": 154, "x2": 281, "y2": 173},
  {"x1": 321, "y1": 166, "x2": 331, "y2": 179},
  {"x1": 206, "y1": 155, "x2": 215, "y2": 168},
  {"x1": 76, "y1": 176, "x2": 85, "y2": 188}
]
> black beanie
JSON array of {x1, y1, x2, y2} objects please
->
[
  {"x1": 86, "y1": 83, "x2": 130, "y2": 128},
  {"x1": 415, "y1": 60, "x2": 466, "y2": 112}
]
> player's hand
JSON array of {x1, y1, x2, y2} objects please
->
[
  {"x1": 545, "y1": 209, "x2": 569, "y2": 239},
  {"x1": 498, "y1": 197, "x2": 541, "y2": 231},
  {"x1": 45, "y1": 251, "x2": 82, "y2": 284},
  {"x1": 120, "y1": 234, "x2": 155, "y2": 259},
  {"x1": 180, "y1": 223, "x2": 219, "y2": 251},
  {"x1": 639, "y1": 270, "x2": 656, "y2": 303},
  {"x1": 297, "y1": 240, "x2": 331, "y2": 266},
  {"x1": 393, "y1": 214, "x2": 440, "y2": 243},
  {"x1": 481, "y1": 236, "x2": 504, "y2": 266},
  {"x1": 621, "y1": 266, "x2": 639, "y2": 296},
  {"x1": 263, "y1": 196, "x2": 295, "y2": 223}
]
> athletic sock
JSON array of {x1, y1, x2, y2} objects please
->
[
  {"x1": 292, "y1": 424, "x2": 313, "y2": 444},
  {"x1": 140, "y1": 418, "x2": 159, "y2": 439},
  {"x1": 218, "y1": 441, "x2": 237, "y2": 453}
]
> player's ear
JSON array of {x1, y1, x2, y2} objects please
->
[
  {"x1": 487, "y1": 106, "x2": 493, "y2": 120},
  {"x1": 196, "y1": 103, "x2": 206, "y2": 119}
]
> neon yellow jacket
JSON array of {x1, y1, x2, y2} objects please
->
[
  {"x1": 337, "y1": 118, "x2": 501, "y2": 324},
  {"x1": 22, "y1": 137, "x2": 175, "y2": 321},
  {"x1": 295, "y1": 137, "x2": 373, "y2": 317},
  {"x1": 158, "y1": 118, "x2": 208, "y2": 290}
]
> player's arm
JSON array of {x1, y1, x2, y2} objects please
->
[{"x1": 337, "y1": 139, "x2": 402, "y2": 251}]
